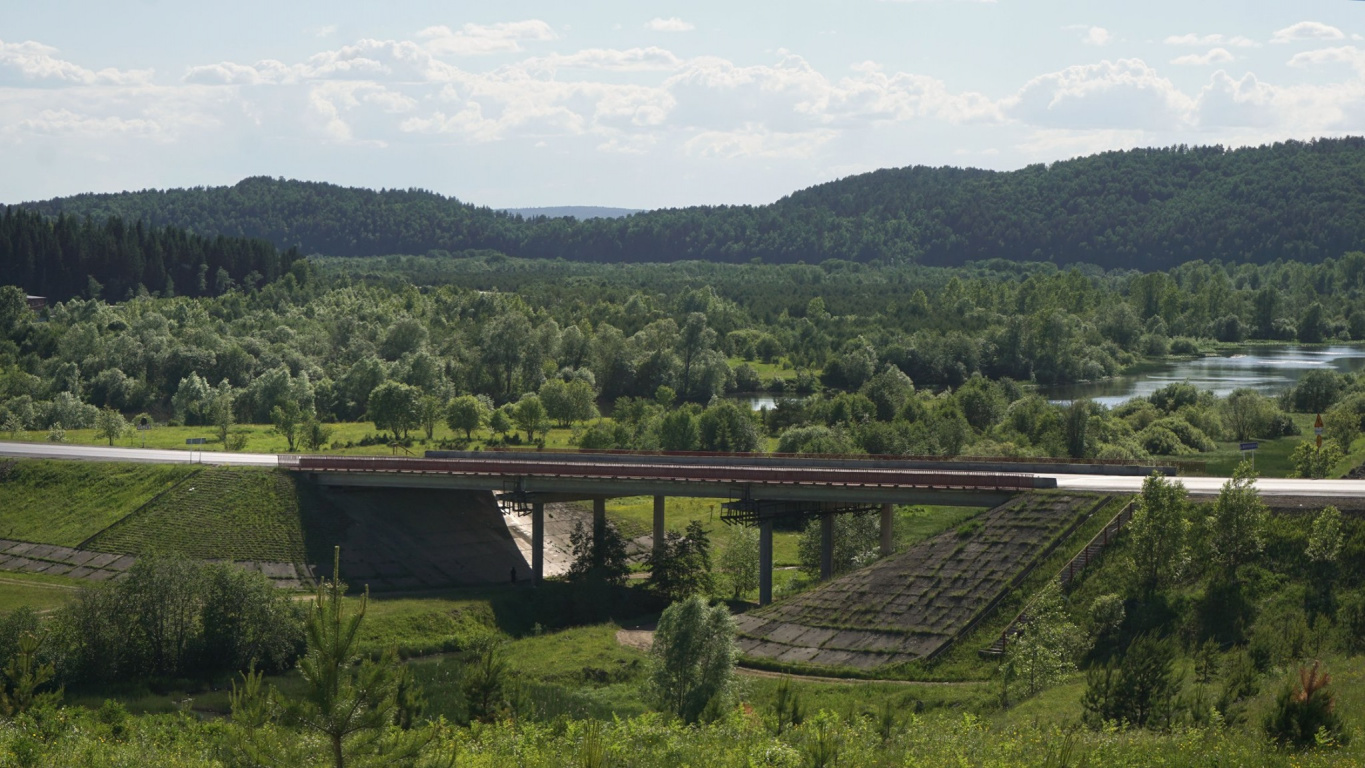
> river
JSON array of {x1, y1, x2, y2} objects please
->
[
  {"x1": 726, "y1": 345, "x2": 1365, "y2": 411},
  {"x1": 1041, "y1": 345, "x2": 1365, "y2": 407}
]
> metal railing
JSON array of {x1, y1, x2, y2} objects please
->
[{"x1": 980, "y1": 499, "x2": 1136, "y2": 658}]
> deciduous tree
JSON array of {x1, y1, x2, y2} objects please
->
[{"x1": 648, "y1": 595, "x2": 736, "y2": 723}]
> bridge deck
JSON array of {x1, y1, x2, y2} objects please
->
[{"x1": 283, "y1": 453, "x2": 1055, "y2": 500}]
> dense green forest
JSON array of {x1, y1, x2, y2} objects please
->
[
  {"x1": 20, "y1": 138, "x2": 1365, "y2": 269},
  {"x1": 5, "y1": 254, "x2": 1365, "y2": 472},
  {"x1": 0, "y1": 206, "x2": 302, "y2": 302}
]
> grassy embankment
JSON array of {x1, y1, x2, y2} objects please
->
[
  {"x1": 84, "y1": 467, "x2": 308, "y2": 562},
  {"x1": 0, "y1": 459, "x2": 195, "y2": 545}
]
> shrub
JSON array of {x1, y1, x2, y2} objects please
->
[
  {"x1": 565, "y1": 519, "x2": 631, "y2": 588},
  {"x1": 53, "y1": 556, "x2": 304, "y2": 684},
  {"x1": 1136, "y1": 425, "x2": 1193, "y2": 456},
  {"x1": 798, "y1": 512, "x2": 880, "y2": 578},
  {"x1": 1148, "y1": 417, "x2": 1215, "y2": 452},
  {"x1": 648, "y1": 596, "x2": 736, "y2": 724},
  {"x1": 1264, "y1": 662, "x2": 1346, "y2": 749},
  {"x1": 647, "y1": 521, "x2": 713, "y2": 602},
  {"x1": 1289, "y1": 439, "x2": 1344, "y2": 479},
  {"x1": 1169, "y1": 337, "x2": 1201, "y2": 355},
  {"x1": 1082, "y1": 634, "x2": 1180, "y2": 730}
]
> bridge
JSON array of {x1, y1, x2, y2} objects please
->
[
  {"x1": 284, "y1": 451, "x2": 1059, "y2": 604},
  {"x1": 6, "y1": 441, "x2": 1365, "y2": 604}
]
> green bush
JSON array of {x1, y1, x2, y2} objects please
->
[
  {"x1": 1264, "y1": 662, "x2": 1346, "y2": 749},
  {"x1": 1136, "y1": 425, "x2": 1194, "y2": 456},
  {"x1": 1082, "y1": 634, "x2": 1180, "y2": 730}
]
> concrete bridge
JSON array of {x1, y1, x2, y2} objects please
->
[
  {"x1": 8, "y1": 441, "x2": 1365, "y2": 603},
  {"x1": 283, "y1": 451, "x2": 1058, "y2": 604}
]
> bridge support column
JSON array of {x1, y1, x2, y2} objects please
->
[
  {"x1": 593, "y1": 497, "x2": 607, "y2": 552},
  {"x1": 532, "y1": 502, "x2": 544, "y2": 586},
  {"x1": 820, "y1": 513, "x2": 834, "y2": 580},
  {"x1": 880, "y1": 503, "x2": 895, "y2": 557},
  {"x1": 652, "y1": 495, "x2": 666, "y2": 558},
  {"x1": 759, "y1": 519, "x2": 773, "y2": 606}
]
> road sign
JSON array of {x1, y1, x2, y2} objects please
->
[
  {"x1": 186, "y1": 437, "x2": 206, "y2": 445},
  {"x1": 1239, "y1": 442, "x2": 1258, "y2": 452}
]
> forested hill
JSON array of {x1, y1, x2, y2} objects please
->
[
  {"x1": 0, "y1": 206, "x2": 302, "y2": 302},
  {"x1": 19, "y1": 137, "x2": 1365, "y2": 270}
]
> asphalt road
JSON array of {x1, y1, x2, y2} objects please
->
[
  {"x1": 1053, "y1": 473, "x2": 1365, "y2": 498},
  {"x1": 0, "y1": 441, "x2": 278, "y2": 467},
  {"x1": 2, "y1": 441, "x2": 1363, "y2": 498}
]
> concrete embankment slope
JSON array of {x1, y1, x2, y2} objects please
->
[
  {"x1": 0, "y1": 453, "x2": 585, "y2": 590},
  {"x1": 735, "y1": 494, "x2": 1111, "y2": 670}
]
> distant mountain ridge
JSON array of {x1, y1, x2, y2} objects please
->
[
  {"x1": 16, "y1": 137, "x2": 1365, "y2": 269},
  {"x1": 500, "y1": 206, "x2": 641, "y2": 220}
]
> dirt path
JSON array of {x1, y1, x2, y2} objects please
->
[
  {"x1": 615, "y1": 627, "x2": 655, "y2": 652},
  {"x1": 0, "y1": 575, "x2": 77, "y2": 590},
  {"x1": 734, "y1": 665, "x2": 988, "y2": 687},
  {"x1": 613, "y1": 626, "x2": 987, "y2": 687}
]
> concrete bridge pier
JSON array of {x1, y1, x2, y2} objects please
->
[
  {"x1": 653, "y1": 495, "x2": 666, "y2": 558},
  {"x1": 759, "y1": 518, "x2": 774, "y2": 606},
  {"x1": 880, "y1": 503, "x2": 894, "y2": 556},
  {"x1": 593, "y1": 497, "x2": 607, "y2": 550},
  {"x1": 532, "y1": 501, "x2": 545, "y2": 586}
]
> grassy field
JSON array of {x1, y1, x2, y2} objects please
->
[
  {"x1": 85, "y1": 467, "x2": 307, "y2": 561},
  {"x1": 0, "y1": 570, "x2": 81, "y2": 613},
  {"x1": 350, "y1": 589, "x2": 500, "y2": 658},
  {"x1": 606, "y1": 498, "x2": 986, "y2": 573},
  {"x1": 0, "y1": 459, "x2": 195, "y2": 545},
  {"x1": 1, "y1": 419, "x2": 598, "y2": 456},
  {"x1": 1200, "y1": 413, "x2": 1319, "y2": 477},
  {"x1": 726, "y1": 356, "x2": 818, "y2": 380},
  {"x1": 607, "y1": 496, "x2": 803, "y2": 566}
]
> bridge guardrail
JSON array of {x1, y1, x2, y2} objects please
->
[
  {"x1": 425, "y1": 449, "x2": 1174, "y2": 477},
  {"x1": 289, "y1": 454, "x2": 1054, "y2": 492}
]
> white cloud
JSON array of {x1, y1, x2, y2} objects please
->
[
  {"x1": 184, "y1": 60, "x2": 292, "y2": 86},
  {"x1": 315, "y1": 25, "x2": 338, "y2": 39},
  {"x1": 1288, "y1": 45, "x2": 1365, "y2": 73},
  {"x1": 520, "y1": 47, "x2": 685, "y2": 73},
  {"x1": 1082, "y1": 27, "x2": 1112, "y2": 47},
  {"x1": 683, "y1": 124, "x2": 836, "y2": 159},
  {"x1": 10, "y1": 109, "x2": 166, "y2": 138},
  {"x1": 1006, "y1": 59, "x2": 1195, "y2": 131},
  {"x1": 1017, "y1": 128, "x2": 1148, "y2": 160},
  {"x1": 1171, "y1": 48, "x2": 1234, "y2": 66},
  {"x1": 417, "y1": 21, "x2": 556, "y2": 56},
  {"x1": 646, "y1": 18, "x2": 695, "y2": 33},
  {"x1": 1272, "y1": 22, "x2": 1346, "y2": 45},
  {"x1": 0, "y1": 39, "x2": 152, "y2": 86},
  {"x1": 1165, "y1": 33, "x2": 1258, "y2": 48},
  {"x1": 16, "y1": 17, "x2": 1365, "y2": 190},
  {"x1": 1062, "y1": 25, "x2": 1111, "y2": 47}
]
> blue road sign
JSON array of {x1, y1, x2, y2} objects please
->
[
  {"x1": 186, "y1": 437, "x2": 207, "y2": 445},
  {"x1": 1239, "y1": 442, "x2": 1258, "y2": 451}
]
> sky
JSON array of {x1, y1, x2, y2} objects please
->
[{"x1": 4, "y1": 1, "x2": 1365, "y2": 209}]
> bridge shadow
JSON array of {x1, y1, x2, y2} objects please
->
[{"x1": 298, "y1": 481, "x2": 535, "y2": 590}]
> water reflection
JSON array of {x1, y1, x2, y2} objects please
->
[
  {"x1": 1042, "y1": 345, "x2": 1365, "y2": 407},
  {"x1": 731, "y1": 394, "x2": 782, "y2": 411}
]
